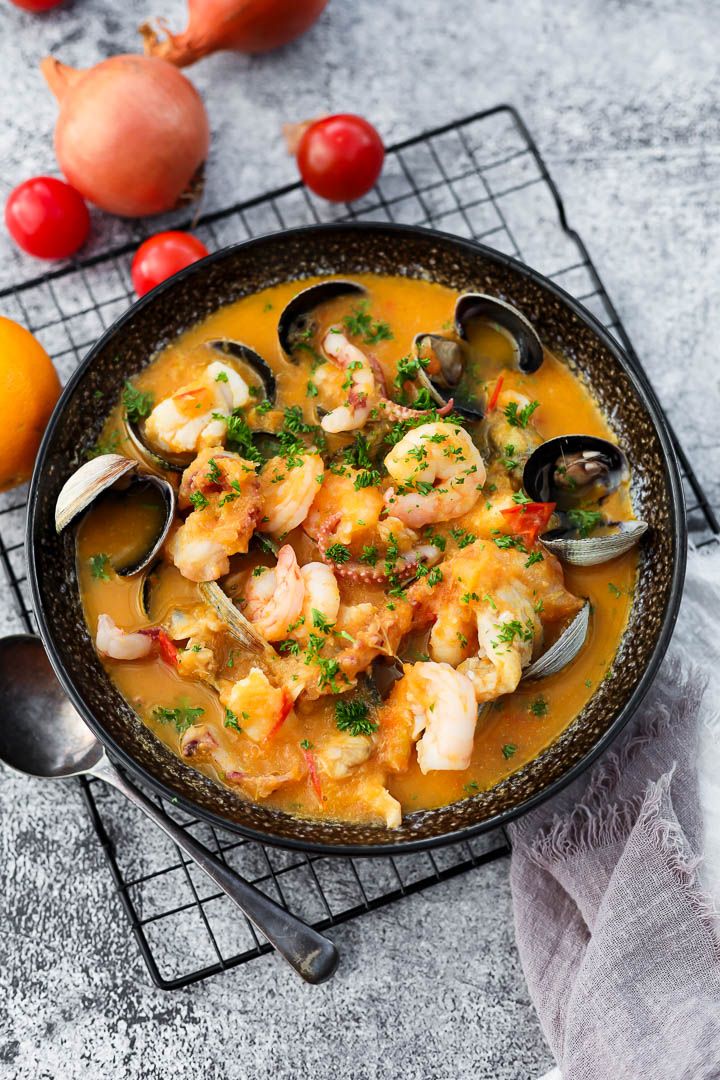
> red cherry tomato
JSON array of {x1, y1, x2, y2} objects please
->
[
  {"x1": 9, "y1": 0, "x2": 64, "y2": 8},
  {"x1": 297, "y1": 114, "x2": 384, "y2": 203},
  {"x1": 131, "y1": 231, "x2": 209, "y2": 297},
  {"x1": 5, "y1": 177, "x2": 89, "y2": 260}
]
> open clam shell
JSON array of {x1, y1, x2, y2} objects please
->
[
  {"x1": 523, "y1": 434, "x2": 628, "y2": 509},
  {"x1": 205, "y1": 339, "x2": 277, "y2": 403},
  {"x1": 409, "y1": 293, "x2": 544, "y2": 417},
  {"x1": 125, "y1": 339, "x2": 277, "y2": 475},
  {"x1": 455, "y1": 293, "x2": 544, "y2": 374},
  {"x1": 55, "y1": 454, "x2": 176, "y2": 577},
  {"x1": 540, "y1": 520, "x2": 649, "y2": 567},
  {"x1": 278, "y1": 280, "x2": 368, "y2": 359},
  {"x1": 523, "y1": 601, "x2": 590, "y2": 681},
  {"x1": 199, "y1": 581, "x2": 275, "y2": 660}
]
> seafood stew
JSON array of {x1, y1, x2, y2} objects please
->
[{"x1": 68, "y1": 272, "x2": 643, "y2": 830}]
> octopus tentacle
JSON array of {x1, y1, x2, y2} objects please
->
[
  {"x1": 377, "y1": 397, "x2": 455, "y2": 422},
  {"x1": 314, "y1": 513, "x2": 428, "y2": 585}
]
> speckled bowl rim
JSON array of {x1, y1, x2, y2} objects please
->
[{"x1": 27, "y1": 222, "x2": 687, "y2": 856}]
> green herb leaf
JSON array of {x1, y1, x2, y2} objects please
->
[
  {"x1": 153, "y1": 704, "x2": 205, "y2": 734},
  {"x1": 335, "y1": 698, "x2": 378, "y2": 736},
  {"x1": 123, "y1": 381, "x2": 154, "y2": 422},
  {"x1": 89, "y1": 553, "x2": 111, "y2": 580}
]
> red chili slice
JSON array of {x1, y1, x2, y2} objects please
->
[
  {"x1": 139, "y1": 627, "x2": 179, "y2": 665},
  {"x1": 500, "y1": 501, "x2": 556, "y2": 546},
  {"x1": 303, "y1": 749, "x2": 323, "y2": 803},
  {"x1": 486, "y1": 375, "x2": 504, "y2": 412}
]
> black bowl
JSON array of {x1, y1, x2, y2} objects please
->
[{"x1": 27, "y1": 223, "x2": 686, "y2": 855}]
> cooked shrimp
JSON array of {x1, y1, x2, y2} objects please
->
[
  {"x1": 144, "y1": 361, "x2": 250, "y2": 455},
  {"x1": 320, "y1": 329, "x2": 377, "y2": 433},
  {"x1": 219, "y1": 667, "x2": 293, "y2": 743},
  {"x1": 384, "y1": 422, "x2": 486, "y2": 527},
  {"x1": 243, "y1": 545, "x2": 305, "y2": 642},
  {"x1": 298, "y1": 562, "x2": 340, "y2": 638},
  {"x1": 96, "y1": 614, "x2": 152, "y2": 660},
  {"x1": 259, "y1": 453, "x2": 324, "y2": 536},
  {"x1": 404, "y1": 661, "x2": 478, "y2": 773},
  {"x1": 170, "y1": 449, "x2": 261, "y2": 581},
  {"x1": 458, "y1": 585, "x2": 540, "y2": 702}
]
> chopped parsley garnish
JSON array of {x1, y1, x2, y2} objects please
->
[
  {"x1": 123, "y1": 381, "x2": 154, "y2": 422},
  {"x1": 152, "y1": 704, "x2": 205, "y2": 734},
  {"x1": 512, "y1": 490, "x2": 533, "y2": 505},
  {"x1": 219, "y1": 409, "x2": 263, "y2": 464},
  {"x1": 300, "y1": 738, "x2": 313, "y2": 750},
  {"x1": 463, "y1": 780, "x2": 480, "y2": 794},
  {"x1": 306, "y1": 380, "x2": 318, "y2": 398},
  {"x1": 89, "y1": 553, "x2": 111, "y2": 580},
  {"x1": 493, "y1": 533, "x2": 527, "y2": 552},
  {"x1": 503, "y1": 400, "x2": 540, "y2": 428},
  {"x1": 525, "y1": 550, "x2": 544, "y2": 568},
  {"x1": 317, "y1": 656, "x2": 346, "y2": 693},
  {"x1": 335, "y1": 698, "x2": 378, "y2": 736},
  {"x1": 354, "y1": 468, "x2": 381, "y2": 490},
  {"x1": 501, "y1": 444, "x2": 519, "y2": 471},
  {"x1": 343, "y1": 301, "x2": 393, "y2": 346},
  {"x1": 359, "y1": 545, "x2": 378, "y2": 566},
  {"x1": 215, "y1": 370, "x2": 229, "y2": 383},
  {"x1": 501, "y1": 743, "x2": 518, "y2": 760},
  {"x1": 343, "y1": 432, "x2": 374, "y2": 470},
  {"x1": 450, "y1": 526, "x2": 477, "y2": 549},
  {"x1": 252, "y1": 566, "x2": 267, "y2": 577},
  {"x1": 224, "y1": 708, "x2": 242, "y2": 732},
  {"x1": 567, "y1": 508, "x2": 605, "y2": 537},
  {"x1": 311, "y1": 608, "x2": 334, "y2": 632},
  {"x1": 189, "y1": 490, "x2": 209, "y2": 511},
  {"x1": 394, "y1": 353, "x2": 429, "y2": 394},
  {"x1": 325, "y1": 542, "x2": 351, "y2": 564},
  {"x1": 529, "y1": 696, "x2": 548, "y2": 717},
  {"x1": 206, "y1": 457, "x2": 222, "y2": 483},
  {"x1": 492, "y1": 619, "x2": 534, "y2": 651},
  {"x1": 461, "y1": 591, "x2": 480, "y2": 605},
  {"x1": 608, "y1": 582, "x2": 623, "y2": 598}
]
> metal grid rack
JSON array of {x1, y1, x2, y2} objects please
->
[{"x1": 1, "y1": 105, "x2": 717, "y2": 989}]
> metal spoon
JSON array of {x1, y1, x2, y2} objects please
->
[{"x1": 0, "y1": 634, "x2": 338, "y2": 985}]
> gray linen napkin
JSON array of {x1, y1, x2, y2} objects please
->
[{"x1": 509, "y1": 547, "x2": 720, "y2": 1080}]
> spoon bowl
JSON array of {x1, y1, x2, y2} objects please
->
[
  {"x1": 0, "y1": 634, "x2": 338, "y2": 984},
  {"x1": 0, "y1": 634, "x2": 103, "y2": 778}
]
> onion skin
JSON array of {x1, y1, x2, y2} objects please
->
[
  {"x1": 140, "y1": 0, "x2": 329, "y2": 66},
  {"x1": 41, "y1": 55, "x2": 210, "y2": 218}
]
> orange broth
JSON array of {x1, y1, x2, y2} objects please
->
[{"x1": 78, "y1": 274, "x2": 636, "y2": 824}]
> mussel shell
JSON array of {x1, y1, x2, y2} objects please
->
[
  {"x1": 523, "y1": 435, "x2": 629, "y2": 509},
  {"x1": 540, "y1": 520, "x2": 648, "y2": 567},
  {"x1": 523, "y1": 601, "x2": 590, "y2": 680},
  {"x1": 205, "y1": 339, "x2": 277, "y2": 402},
  {"x1": 55, "y1": 454, "x2": 177, "y2": 578},
  {"x1": 455, "y1": 293, "x2": 544, "y2": 374},
  {"x1": 278, "y1": 280, "x2": 367, "y2": 359}
]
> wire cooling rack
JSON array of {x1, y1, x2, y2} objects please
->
[{"x1": 1, "y1": 105, "x2": 718, "y2": 989}]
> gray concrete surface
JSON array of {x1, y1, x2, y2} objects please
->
[{"x1": 1, "y1": 1, "x2": 719, "y2": 1077}]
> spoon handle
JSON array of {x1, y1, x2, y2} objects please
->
[{"x1": 91, "y1": 756, "x2": 338, "y2": 984}]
